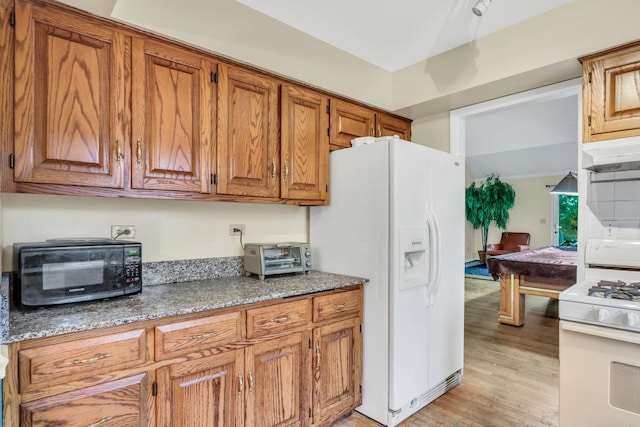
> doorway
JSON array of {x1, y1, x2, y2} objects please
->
[
  {"x1": 450, "y1": 78, "x2": 582, "y2": 256},
  {"x1": 551, "y1": 194, "x2": 579, "y2": 246}
]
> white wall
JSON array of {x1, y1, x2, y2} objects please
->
[
  {"x1": 393, "y1": 0, "x2": 640, "y2": 117},
  {"x1": 1, "y1": 194, "x2": 307, "y2": 267},
  {"x1": 411, "y1": 112, "x2": 450, "y2": 153}
]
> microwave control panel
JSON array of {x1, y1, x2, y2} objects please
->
[{"x1": 123, "y1": 244, "x2": 142, "y2": 293}]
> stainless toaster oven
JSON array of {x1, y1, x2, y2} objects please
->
[{"x1": 243, "y1": 243, "x2": 312, "y2": 280}]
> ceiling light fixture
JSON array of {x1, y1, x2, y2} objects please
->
[
  {"x1": 472, "y1": 0, "x2": 493, "y2": 17},
  {"x1": 549, "y1": 172, "x2": 578, "y2": 195}
]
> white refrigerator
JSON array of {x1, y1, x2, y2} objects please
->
[{"x1": 310, "y1": 139, "x2": 464, "y2": 426}]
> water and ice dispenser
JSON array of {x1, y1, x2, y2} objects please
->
[{"x1": 398, "y1": 227, "x2": 429, "y2": 289}]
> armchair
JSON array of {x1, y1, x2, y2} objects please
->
[{"x1": 485, "y1": 232, "x2": 531, "y2": 258}]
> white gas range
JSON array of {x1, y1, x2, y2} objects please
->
[
  {"x1": 559, "y1": 239, "x2": 640, "y2": 426},
  {"x1": 559, "y1": 239, "x2": 640, "y2": 332}
]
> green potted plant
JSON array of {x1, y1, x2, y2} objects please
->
[{"x1": 465, "y1": 174, "x2": 516, "y2": 263}]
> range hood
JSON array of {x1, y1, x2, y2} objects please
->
[{"x1": 583, "y1": 136, "x2": 640, "y2": 173}]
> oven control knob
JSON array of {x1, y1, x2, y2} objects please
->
[
  {"x1": 595, "y1": 308, "x2": 610, "y2": 322},
  {"x1": 624, "y1": 312, "x2": 639, "y2": 327}
]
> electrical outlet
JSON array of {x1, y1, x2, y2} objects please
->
[
  {"x1": 229, "y1": 224, "x2": 245, "y2": 236},
  {"x1": 111, "y1": 225, "x2": 136, "y2": 239}
]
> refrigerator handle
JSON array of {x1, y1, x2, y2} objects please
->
[{"x1": 426, "y1": 209, "x2": 441, "y2": 305}]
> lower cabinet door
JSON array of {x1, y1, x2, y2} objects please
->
[
  {"x1": 312, "y1": 318, "x2": 362, "y2": 426},
  {"x1": 20, "y1": 372, "x2": 153, "y2": 427},
  {"x1": 244, "y1": 332, "x2": 311, "y2": 427},
  {"x1": 156, "y1": 349, "x2": 244, "y2": 427}
]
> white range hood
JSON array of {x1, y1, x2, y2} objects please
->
[{"x1": 583, "y1": 135, "x2": 640, "y2": 172}]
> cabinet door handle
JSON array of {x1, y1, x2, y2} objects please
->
[
  {"x1": 283, "y1": 160, "x2": 289, "y2": 180},
  {"x1": 272, "y1": 158, "x2": 277, "y2": 179},
  {"x1": 115, "y1": 140, "x2": 122, "y2": 163},
  {"x1": 248, "y1": 368, "x2": 254, "y2": 393},
  {"x1": 85, "y1": 416, "x2": 113, "y2": 427},
  {"x1": 188, "y1": 330, "x2": 218, "y2": 340},
  {"x1": 66, "y1": 353, "x2": 111, "y2": 366},
  {"x1": 271, "y1": 315, "x2": 290, "y2": 324},
  {"x1": 332, "y1": 302, "x2": 349, "y2": 310},
  {"x1": 238, "y1": 371, "x2": 244, "y2": 397},
  {"x1": 316, "y1": 346, "x2": 321, "y2": 370},
  {"x1": 136, "y1": 139, "x2": 142, "y2": 164},
  {"x1": 377, "y1": 125, "x2": 381, "y2": 136}
]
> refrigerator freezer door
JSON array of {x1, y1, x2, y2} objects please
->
[
  {"x1": 389, "y1": 141, "x2": 432, "y2": 410},
  {"x1": 310, "y1": 142, "x2": 391, "y2": 425}
]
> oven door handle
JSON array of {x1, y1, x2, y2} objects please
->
[{"x1": 561, "y1": 321, "x2": 640, "y2": 345}]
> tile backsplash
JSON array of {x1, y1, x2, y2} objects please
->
[{"x1": 588, "y1": 170, "x2": 640, "y2": 227}]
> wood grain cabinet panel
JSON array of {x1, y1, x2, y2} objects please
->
[
  {"x1": 375, "y1": 112, "x2": 412, "y2": 140},
  {"x1": 216, "y1": 64, "x2": 279, "y2": 198},
  {"x1": 157, "y1": 349, "x2": 244, "y2": 427},
  {"x1": 131, "y1": 37, "x2": 216, "y2": 193},
  {"x1": 312, "y1": 318, "x2": 361, "y2": 426},
  {"x1": 246, "y1": 298, "x2": 311, "y2": 338},
  {"x1": 18, "y1": 328, "x2": 147, "y2": 394},
  {"x1": 329, "y1": 99, "x2": 375, "y2": 150},
  {"x1": 281, "y1": 84, "x2": 329, "y2": 203},
  {"x1": 312, "y1": 289, "x2": 361, "y2": 323},
  {"x1": 20, "y1": 373, "x2": 153, "y2": 427},
  {"x1": 582, "y1": 44, "x2": 640, "y2": 142},
  {"x1": 245, "y1": 332, "x2": 310, "y2": 427},
  {"x1": 13, "y1": 0, "x2": 128, "y2": 188},
  {"x1": 155, "y1": 311, "x2": 243, "y2": 360}
]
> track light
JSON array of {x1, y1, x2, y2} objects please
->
[{"x1": 472, "y1": 0, "x2": 493, "y2": 17}]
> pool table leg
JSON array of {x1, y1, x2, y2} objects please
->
[{"x1": 498, "y1": 273, "x2": 525, "y2": 326}]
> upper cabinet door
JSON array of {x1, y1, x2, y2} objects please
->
[
  {"x1": 281, "y1": 84, "x2": 329, "y2": 203},
  {"x1": 131, "y1": 38, "x2": 215, "y2": 193},
  {"x1": 13, "y1": 0, "x2": 128, "y2": 188},
  {"x1": 216, "y1": 64, "x2": 279, "y2": 198},
  {"x1": 583, "y1": 48, "x2": 640, "y2": 142},
  {"x1": 329, "y1": 99, "x2": 375, "y2": 150},
  {"x1": 376, "y1": 113, "x2": 412, "y2": 141}
]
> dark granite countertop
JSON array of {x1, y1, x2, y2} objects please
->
[{"x1": 4, "y1": 271, "x2": 366, "y2": 343}]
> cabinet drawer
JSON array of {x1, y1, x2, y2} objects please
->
[
  {"x1": 313, "y1": 289, "x2": 361, "y2": 322},
  {"x1": 155, "y1": 311, "x2": 243, "y2": 360},
  {"x1": 20, "y1": 373, "x2": 151, "y2": 426},
  {"x1": 19, "y1": 329, "x2": 147, "y2": 394},
  {"x1": 246, "y1": 299, "x2": 311, "y2": 338}
]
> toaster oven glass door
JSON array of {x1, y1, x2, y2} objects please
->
[{"x1": 263, "y1": 246, "x2": 303, "y2": 274}]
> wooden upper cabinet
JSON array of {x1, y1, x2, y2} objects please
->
[
  {"x1": 216, "y1": 64, "x2": 279, "y2": 198},
  {"x1": 13, "y1": 0, "x2": 128, "y2": 188},
  {"x1": 131, "y1": 37, "x2": 216, "y2": 193},
  {"x1": 329, "y1": 99, "x2": 375, "y2": 150},
  {"x1": 582, "y1": 44, "x2": 640, "y2": 142},
  {"x1": 376, "y1": 112, "x2": 412, "y2": 140},
  {"x1": 281, "y1": 84, "x2": 329, "y2": 203}
]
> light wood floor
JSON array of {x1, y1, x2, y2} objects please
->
[{"x1": 335, "y1": 277, "x2": 559, "y2": 426}]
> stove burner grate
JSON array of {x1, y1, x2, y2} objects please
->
[{"x1": 588, "y1": 280, "x2": 640, "y2": 301}]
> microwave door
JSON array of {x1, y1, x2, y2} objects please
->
[{"x1": 19, "y1": 246, "x2": 125, "y2": 306}]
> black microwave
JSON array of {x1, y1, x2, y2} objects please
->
[{"x1": 13, "y1": 239, "x2": 142, "y2": 308}]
